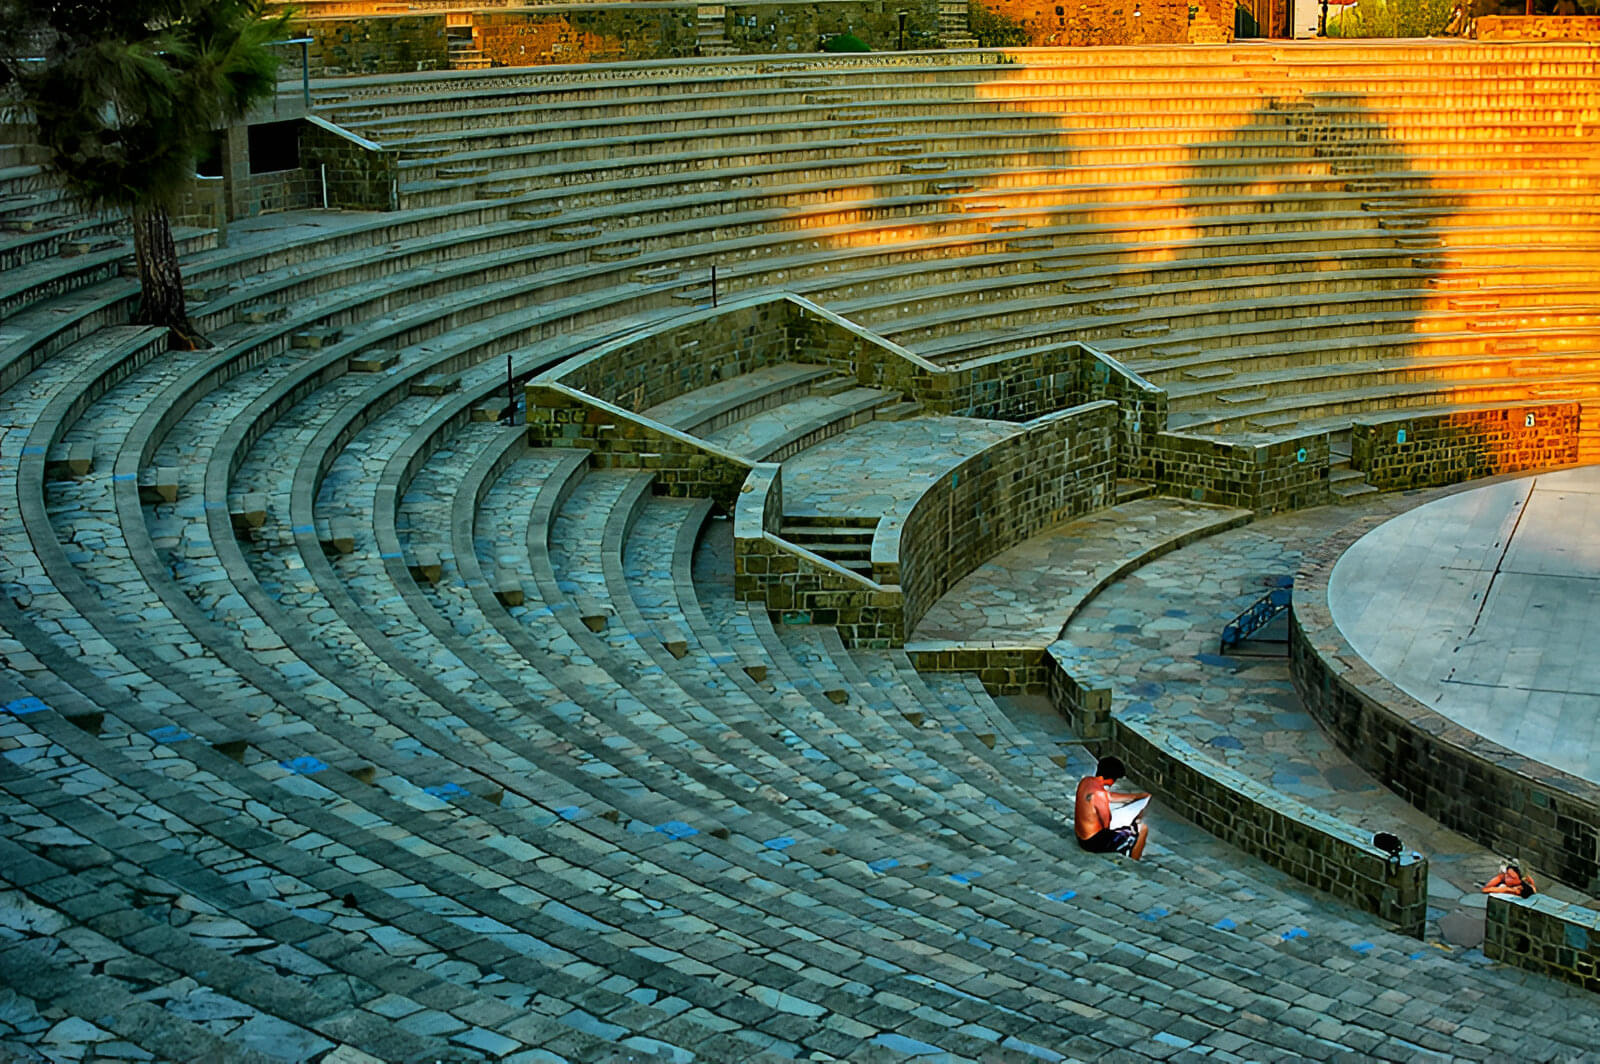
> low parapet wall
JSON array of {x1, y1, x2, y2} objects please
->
[
  {"x1": 1486, "y1": 894, "x2": 1600, "y2": 992},
  {"x1": 1043, "y1": 645, "x2": 1429, "y2": 935},
  {"x1": 1150, "y1": 429, "x2": 1332, "y2": 514},
  {"x1": 1350, "y1": 402, "x2": 1582, "y2": 491},
  {"x1": 1290, "y1": 521, "x2": 1600, "y2": 894},
  {"x1": 1477, "y1": 15, "x2": 1600, "y2": 41}
]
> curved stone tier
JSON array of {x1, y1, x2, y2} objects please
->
[{"x1": 2, "y1": 41, "x2": 1600, "y2": 1064}]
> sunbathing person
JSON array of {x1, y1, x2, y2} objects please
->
[
  {"x1": 1482, "y1": 861, "x2": 1536, "y2": 898},
  {"x1": 1074, "y1": 755, "x2": 1151, "y2": 860}
]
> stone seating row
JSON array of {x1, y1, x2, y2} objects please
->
[{"x1": 6, "y1": 292, "x2": 1593, "y2": 1062}]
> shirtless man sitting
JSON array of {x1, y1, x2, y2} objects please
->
[{"x1": 1075, "y1": 755, "x2": 1151, "y2": 860}]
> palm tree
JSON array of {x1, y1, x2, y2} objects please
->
[{"x1": 0, "y1": 0, "x2": 287, "y2": 349}]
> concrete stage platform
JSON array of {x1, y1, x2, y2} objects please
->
[{"x1": 1329, "y1": 465, "x2": 1600, "y2": 785}]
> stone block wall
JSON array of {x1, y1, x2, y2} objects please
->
[
  {"x1": 1290, "y1": 540, "x2": 1600, "y2": 893},
  {"x1": 1042, "y1": 646, "x2": 1428, "y2": 935},
  {"x1": 557, "y1": 299, "x2": 794, "y2": 414},
  {"x1": 1077, "y1": 348, "x2": 1168, "y2": 480},
  {"x1": 897, "y1": 401, "x2": 1117, "y2": 633},
  {"x1": 525, "y1": 384, "x2": 757, "y2": 505},
  {"x1": 1478, "y1": 14, "x2": 1600, "y2": 39},
  {"x1": 299, "y1": 120, "x2": 397, "y2": 211},
  {"x1": 906, "y1": 645, "x2": 1050, "y2": 695},
  {"x1": 979, "y1": 0, "x2": 1191, "y2": 45},
  {"x1": 1485, "y1": 894, "x2": 1600, "y2": 992},
  {"x1": 173, "y1": 177, "x2": 228, "y2": 246},
  {"x1": 1151, "y1": 430, "x2": 1331, "y2": 513},
  {"x1": 1350, "y1": 403, "x2": 1581, "y2": 491},
  {"x1": 723, "y1": 0, "x2": 943, "y2": 52},
  {"x1": 475, "y1": 8, "x2": 698, "y2": 66},
  {"x1": 733, "y1": 466, "x2": 905, "y2": 646},
  {"x1": 298, "y1": 16, "x2": 452, "y2": 75}
]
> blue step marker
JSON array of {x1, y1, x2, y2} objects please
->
[
  {"x1": 1045, "y1": 888, "x2": 1077, "y2": 902},
  {"x1": 147, "y1": 725, "x2": 191, "y2": 744},
  {"x1": 2, "y1": 697, "x2": 47, "y2": 716},
  {"x1": 1214, "y1": 917, "x2": 1237, "y2": 931},
  {"x1": 867, "y1": 857, "x2": 899, "y2": 873},
  {"x1": 424, "y1": 782, "x2": 468, "y2": 799},
  {"x1": 763, "y1": 836, "x2": 794, "y2": 851},
  {"x1": 279, "y1": 755, "x2": 328, "y2": 775},
  {"x1": 654, "y1": 820, "x2": 698, "y2": 840},
  {"x1": 1281, "y1": 927, "x2": 1309, "y2": 941},
  {"x1": 1350, "y1": 941, "x2": 1375, "y2": 955}
]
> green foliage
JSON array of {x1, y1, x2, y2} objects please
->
[
  {"x1": 1323, "y1": 0, "x2": 1455, "y2": 36},
  {"x1": 968, "y1": 2, "x2": 1031, "y2": 45},
  {"x1": 820, "y1": 31, "x2": 870, "y2": 51},
  {"x1": 0, "y1": 0, "x2": 289, "y2": 213}
]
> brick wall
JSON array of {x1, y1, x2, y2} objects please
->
[
  {"x1": 723, "y1": 0, "x2": 943, "y2": 51},
  {"x1": 298, "y1": 119, "x2": 397, "y2": 211},
  {"x1": 1290, "y1": 538, "x2": 1600, "y2": 894},
  {"x1": 1350, "y1": 403, "x2": 1581, "y2": 491},
  {"x1": 1485, "y1": 894, "x2": 1600, "y2": 992}
]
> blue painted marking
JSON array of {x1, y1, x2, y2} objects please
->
[
  {"x1": 1351, "y1": 941, "x2": 1375, "y2": 954},
  {"x1": 147, "y1": 725, "x2": 191, "y2": 744},
  {"x1": 3, "y1": 697, "x2": 47, "y2": 715},
  {"x1": 867, "y1": 858, "x2": 899, "y2": 873},
  {"x1": 1214, "y1": 917, "x2": 1237, "y2": 931},
  {"x1": 1138, "y1": 907, "x2": 1168, "y2": 922},
  {"x1": 763, "y1": 836, "x2": 794, "y2": 851},
  {"x1": 655, "y1": 820, "x2": 697, "y2": 840},
  {"x1": 1044, "y1": 889, "x2": 1077, "y2": 902},
  {"x1": 1281, "y1": 927, "x2": 1308, "y2": 941},
  {"x1": 1295, "y1": 447, "x2": 1307, "y2": 464},
  {"x1": 1408, "y1": 951, "x2": 1426, "y2": 960},
  {"x1": 379, "y1": 551, "x2": 403, "y2": 560},
  {"x1": 1565, "y1": 923, "x2": 1589, "y2": 950},
  {"x1": 556, "y1": 806, "x2": 585, "y2": 820},
  {"x1": 279, "y1": 756, "x2": 328, "y2": 775},
  {"x1": 1396, "y1": 428, "x2": 1407, "y2": 444},
  {"x1": 949, "y1": 870, "x2": 982, "y2": 884},
  {"x1": 292, "y1": 524, "x2": 316, "y2": 535},
  {"x1": 424, "y1": 782, "x2": 468, "y2": 799},
  {"x1": 20, "y1": 446, "x2": 45, "y2": 456},
  {"x1": 112, "y1": 473, "x2": 136, "y2": 482}
]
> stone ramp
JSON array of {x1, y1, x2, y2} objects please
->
[{"x1": 909, "y1": 496, "x2": 1251, "y2": 649}]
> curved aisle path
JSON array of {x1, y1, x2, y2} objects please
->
[{"x1": 1055, "y1": 478, "x2": 1600, "y2": 949}]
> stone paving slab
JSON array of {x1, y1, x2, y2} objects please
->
[
  {"x1": 1329, "y1": 465, "x2": 1600, "y2": 785},
  {"x1": 778, "y1": 416, "x2": 1016, "y2": 519},
  {"x1": 910, "y1": 496, "x2": 1250, "y2": 648},
  {"x1": 1054, "y1": 484, "x2": 1600, "y2": 950}
]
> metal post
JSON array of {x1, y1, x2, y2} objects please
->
[
  {"x1": 898, "y1": 11, "x2": 907, "y2": 49},
  {"x1": 711, "y1": 264, "x2": 718, "y2": 307},
  {"x1": 506, "y1": 354, "x2": 516, "y2": 425}
]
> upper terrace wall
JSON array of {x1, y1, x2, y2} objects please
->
[{"x1": 292, "y1": 1, "x2": 941, "y2": 75}]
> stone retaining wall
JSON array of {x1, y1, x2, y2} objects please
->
[
  {"x1": 893, "y1": 401, "x2": 1118, "y2": 634},
  {"x1": 475, "y1": 8, "x2": 698, "y2": 66},
  {"x1": 724, "y1": 0, "x2": 942, "y2": 51},
  {"x1": 1485, "y1": 894, "x2": 1600, "y2": 992},
  {"x1": 1152, "y1": 429, "x2": 1331, "y2": 514},
  {"x1": 1478, "y1": 15, "x2": 1600, "y2": 40},
  {"x1": 298, "y1": 118, "x2": 397, "y2": 211},
  {"x1": 1290, "y1": 532, "x2": 1600, "y2": 894},
  {"x1": 1350, "y1": 402, "x2": 1581, "y2": 491},
  {"x1": 298, "y1": 15, "x2": 453, "y2": 75},
  {"x1": 982, "y1": 0, "x2": 1193, "y2": 45},
  {"x1": 1044, "y1": 645, "x2": 1429, "y2": 935}
]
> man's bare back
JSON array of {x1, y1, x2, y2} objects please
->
[{"x1": 1073, "y1": 756, "x2": 1151, "y2": 860}]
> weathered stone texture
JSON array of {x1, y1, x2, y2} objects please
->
[
  {"x1": 475, "y1": 8, "x2": 698, "y2": 66},
  {"x1": 1290, "y1": 539, "x2": 1600, "y2": 894},
  {"x1": 1351, "y1": 403, "x2": 1581, "y2": 490},
  {"x1": 981, "y1": 0, "x2": 1191, "y2": 45},
  {"x1": 723, "y1": 0, "x2": 942, "y2": 52},
  {"x1": 1152, "y1": 430, "x2": 1331, "y2": 513},
  {"x1": 298, "y1": 124, "x2": 397, "y2": 211},
  {"x1": 297, "y1": 16, "x2": 451, "y2": 75},
  {"x1": 1486, "y1": 894, "x2": 1600, "y2": 992},
  {"x1": 1478, "y1": 14, "x2": 1600, "y2": 39}
]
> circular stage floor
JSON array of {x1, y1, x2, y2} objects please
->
[{"x1": 1328, "y1": 464, "x2": 1600, "y2": 786}]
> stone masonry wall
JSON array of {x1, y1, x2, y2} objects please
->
[
  {"x1": 1291, "y1": 541, "x2": 1600, "y2": 894},
  {"x1": 1042, "y1": 646, "x2": 1428, "y2": 935},
  {"x1": 723, "y1": 0, "x2": 942, "y2": 52},
  {"x1": 298, "y1": 16, "x2": 452, "y2": 75},
  {"x1": 898, "y1": 401, "x2": 1117, "y2": 634},
  {"x1": 1152, "y1": 430, "x2": 1331, "y2": 514},
  {"x1": 980, "y1": 0, "x2": 1190, "y2": 45},
  {"x1": 733, "y1": 466, "x2": 904, "y2": 646},
  {"x1": 298, "y1": 121, "x2": 397, "y2": 211},
  {"x1": 1485, "y1": 894, "x2": 1600, "y2": 992},
  {"x1": 559, "y1": 301, "x2": 793, "y2": 414},
  {"x1": 525, "y1": 384, "x2": 757, "y2": 505},
  {"x1": 1478, "y1": 15, "x2": 1600, "y2": 40},
  {"x1": 1350, "y1": 403, "x2": 1581, "y2": 491},
  {"x1": 475, "y1": 8, "x2": 698, "y2": 66}
]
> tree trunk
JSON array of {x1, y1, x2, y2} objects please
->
[{"x1": 131, "y1": 204, "x2": 206, "y2": 350}]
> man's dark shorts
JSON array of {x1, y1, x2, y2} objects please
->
[{"x1": 1078, "y1": 826, "x2": 1138, "y2": 856}]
